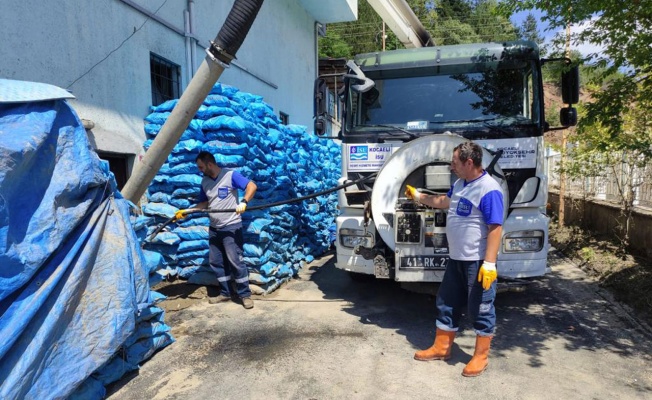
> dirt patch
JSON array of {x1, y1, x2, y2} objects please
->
[
  {"x1": 152, "y1": 281, "x2": 214, "y2": 313},
  {"x1": 549, "y1": 222, "x2": 652, "y2": 326}
]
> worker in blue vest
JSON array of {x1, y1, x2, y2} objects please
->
[{"x1": 176, "y1": 151, "x2": 257, "y2": 309}]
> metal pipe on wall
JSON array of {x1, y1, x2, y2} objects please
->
[
  {"x1": 184, "y1": 10, "x2": 193, "y2": 85},
  {"x1": 315, "y1": 22, "x2": 321, "y2": 79},
  {"x1": 188, "y1": 0, "x2": 197, "y2": 73},
  {"x1": 122, "y1": 0, "x2": 266, "y2": 203},
  {"x1": 118, "y1": 0, "x2": 272, "y2": 87}
]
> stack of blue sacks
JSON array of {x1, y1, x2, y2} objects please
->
[{"x1": 133, "y1": 83, "x2": 341, "y2": 294}]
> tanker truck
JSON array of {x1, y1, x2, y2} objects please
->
[{"x1": 314, "y1": 40, "x2": 579, "y2": 292}]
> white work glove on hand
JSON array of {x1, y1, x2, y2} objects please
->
[
  {"x1": 478, "y1": 261, "x2": 497, "y2": 290},
  {"x1": 235, "y1": 201, "x2": 247, "y2": 214}
]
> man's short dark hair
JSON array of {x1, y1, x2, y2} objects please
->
[
  {"x1": 454, "y1": 141, "x2": 483, "y2": 167},
  {"x1": 196, "y1": 151, "x2": 216, "y2": 165}
]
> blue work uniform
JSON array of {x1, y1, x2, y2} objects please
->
[
  {"x1": 436, "y1": 171, "x2": 504, "y2": 336},
  {"x1": 197, "y1": 168, "x2": 252, "y2": 298}
]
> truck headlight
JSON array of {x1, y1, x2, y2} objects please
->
[
  {"x1": 340, "y1": 228, "x2": 374, "y2": 248},
  {"x1": 503, "y1": 230, "x2": 544, "y2": 252}
]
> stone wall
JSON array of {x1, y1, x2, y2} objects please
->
[{"x1": 548, "y1": 191, "x2": 652, "y2": 259}]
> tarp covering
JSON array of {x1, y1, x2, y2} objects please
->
[{"x1": 0, "y1": 83, "x2": 171, "y2": 399}]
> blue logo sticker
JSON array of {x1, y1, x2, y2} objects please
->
[
  {"x1": 456, "y1": 198, "x2": 473, "y2": 216},
  {"x1": 218, "y1": 187, "x2": 229, "y2": 199},
  {"x1": 350, "y1": 145, "x2": 368, "y2": 161}
]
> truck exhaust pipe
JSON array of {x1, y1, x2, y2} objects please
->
[{"x1": 122, "y1": 0, "x2": 265, "y2": 204}]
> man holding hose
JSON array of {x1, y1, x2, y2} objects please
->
[
  {"x1": 406, "y1": 141, "x2": 503, "y2": 377},
  {"x1": 176, "y1": 151, "x2": 257, "y2": 309}
]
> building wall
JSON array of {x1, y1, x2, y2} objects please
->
[{"x1": 0, "y1": 0, "x2": 331, "y2": 177}]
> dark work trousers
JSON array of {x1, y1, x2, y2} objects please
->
[
  {"x1": 208, "y1": 225, "x2": 251, "y2": 298},
  {"x1": 435, "y1": 259, "x2": 497, "y2": 336}
]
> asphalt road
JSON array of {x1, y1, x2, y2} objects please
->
[{"x1": 108, "y1": 250, "x2": 652, "y2": 400}]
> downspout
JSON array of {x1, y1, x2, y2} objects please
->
[
  {"x1": 122, "y1": 0, "x2": 266, "y2": 203},
  {"x1": 184, "y1": 9, "x2": 193, "y2": 85},
  {"x1": 119, "y1": 0, "x2": 273, "y2": 88},
  {"x1": 188, "y1": 0, "x2": 197, "y2": 74},
  {"x1": 315, "y1": 22, "x2": 321, "y2": 78}
]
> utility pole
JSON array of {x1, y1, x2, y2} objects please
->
[{"x1": 558, "y1": 19, "x2": 571, "y2": 228}]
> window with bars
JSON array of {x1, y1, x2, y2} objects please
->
[
  {"x1": 150, "y1": 53, "x2": 180, "y2": 106},
  {"x1": 279, "y1": 111, "x2": 289, "y2": 125}
]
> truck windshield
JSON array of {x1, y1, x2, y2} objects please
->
[{"x1": 347, "y1": 61, "x2": 540, "y2": 136}]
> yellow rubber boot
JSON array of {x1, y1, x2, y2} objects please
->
[
  {"x1": 462, "y1": 335, "x2": 492, "y2": 377},
  {"x1": 414, "y1": 329, "x2": 455, "y2": 361}
]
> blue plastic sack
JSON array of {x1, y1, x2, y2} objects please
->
[
  {"x1": 159, "y1": 162, "x2": 200, "y2": 175},
  {"x1": 203, "y1": 140, "x2": 248, "y2": 155},
  {"x1": 173, "y1": 226, "x2": 209, "y2": 240},
  {"x1": 142, "y1": 202, "x2": 178, "y2": 219},
  {"x1": 144, "y1": 111, "x2": 171, "y2": 125},
  {"x1": 195, "y1": 105, "x2": 237, "y2": 119},
  {"x1": 209, "y1": 83, "x2": 240, "y2": 98},
  {"x1": 150, "y1": 99, "x2": 178, "y2": 112},
  {"x1": 178, "y1": 239, "x2": 208, "y2": 253}
]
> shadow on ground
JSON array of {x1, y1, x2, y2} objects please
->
[{"x1": 309, "y1": 250, "x2": 652, "y2": 371}]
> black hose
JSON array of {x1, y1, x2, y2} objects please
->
[
  {"x1": 146, "y1": 172, "x2": 378, "y2": 241},
  {"x1": 486, "y1": 149, "x2": 505, "y2": 180},
  {"x1": 209, "y1": 0, "x2": 265, "y2": 64}
]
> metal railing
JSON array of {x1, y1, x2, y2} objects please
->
[{"x1": 545, "y1": 150, "x2": 652, "y2": 210}]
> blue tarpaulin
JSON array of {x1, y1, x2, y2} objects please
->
[{"x1": 0, "y1": 80, "x2": 170, "y2": 399}]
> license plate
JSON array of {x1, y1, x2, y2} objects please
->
[
  {"x1": 406, "y1": 120, "x2": 428, "y2": 130},
  {"x1": 399, "y1": 256, "x2": 449, "y2": 270}
]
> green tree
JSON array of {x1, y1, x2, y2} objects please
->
[
  {"x1": 564, "y1": 93, "x2": 652, "y2": 250},
  {"x1": 318, "y1": 30, "x2": 353, "y2": 59},
  {"x1": 471, "y1": 0, "x2": 517, "y2": 43},
  {"x1": 518, "y1": 13, "x2": 547, "y2": 56},
  {"x1": 319, "y1": 0, "x2": 521, "y2": 58},
  {"x1": 319, "y1": 0, "x2": 388, "y2": 57},
  {"x1": 433, "y1": 18, "x2": 479, "y2": 45},
  {"x1": 499, "y1": 0, "x2": 652, "y2": 141},
  {"x1": 541, "y1": 49, "x2": 583, "y2": 84},
  {"x1": 427, "y1": 0, "x2": 517, "y2": 45},
  {"x1": 435, "y1": 0, "x2": 472, "y2": 20},
  {"x1": 500, "y1": 0, "x2": 652, "y2": 248}
]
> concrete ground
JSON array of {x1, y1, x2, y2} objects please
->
[{"x1": 107, "y1": 250, "x2": 652, "y2": 400}]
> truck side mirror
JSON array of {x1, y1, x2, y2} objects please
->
[
  {"x1": 560, "y1": 106, "x2": 577, "y2": 126},
  {"x1": 314, "y1": 116, "x2": 327, "y2": 136},
  {"x1": 345, "y1": 60, "x2": 375, "y2": 93},
  {"x1": 314, "y1": 78, "x2": 328, "y2": 136},
  {"x1": 562, "y1": 65, "x2": 580, "y2": 105}
]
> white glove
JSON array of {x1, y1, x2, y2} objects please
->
[{"x1": 235, "y1": 201, "x2": 247, "y2": 214}]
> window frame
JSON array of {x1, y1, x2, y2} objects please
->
[{"x1": 150, "y1": 53, "x2": 181, "y2": 106}]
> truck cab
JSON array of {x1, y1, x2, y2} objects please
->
[{"x1": 315, "y1": 40, "x2": 579, "y2": 288}]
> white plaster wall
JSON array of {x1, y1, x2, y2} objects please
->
[
  {"x1": 190, "y1": 0, "x2": 317, "y2": 127},
  {"x1": 0, "y1": 0, "x2": 323, "y2": 166}
]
